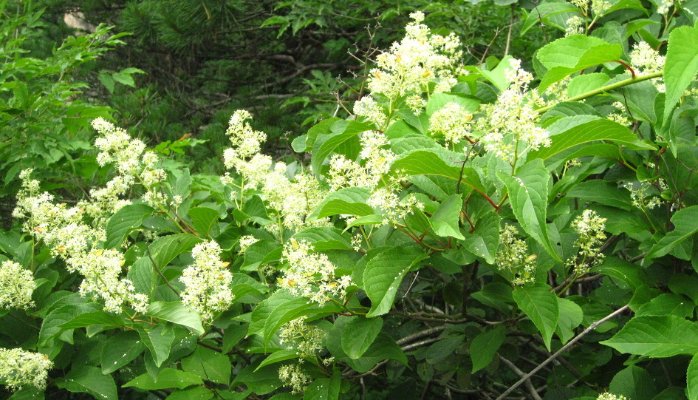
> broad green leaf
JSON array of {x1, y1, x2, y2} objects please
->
[
  {"x1": 636, "y1": 294, "x2": 693, "y2": 318},
  {"x1": 664, "y1": 24, "x2": 698, "y2": 121},
  {"x1": 255, "y1": 349, "x2": 298, "y2": 371},
  {"x1": 601, "y1": 315, "x2": 698, "y2": 357},
  {"x1": 430, "y1": 194, "x2": 464, "y2": 239},
  {"x1": 363, "y1": 247, "x2": 427, "y2": 317},
  {"x1": 148, "y1": 234, "x2": 201, "y2": 268},
  {"x1": 292, "y1": 227, "x2": 352, "y2": 251},
  {"x1": 536, "y1": 35, "x2": 622, "y2": 90},
  {"x1": 594, "y1": 257, "x2": 646, "y2": 289},
  {"x1": 390, "y1": 149, "x2": 485, "y2": 193},
  {"x1": 341, "y1": 317, "x2": 384, "y2": 359},
  {"x1": 57, "y1": 366, "x2": 117, "y2": 400},
  {"x1": 646, "y1": 206, "x2": 698, "y2": 260},
  {"x1": 310, "y1": 188, "x2": 373, "y2": 219},
  {"x1": 566, "y1": 73, "x2": 611, "y2": 98},
  {"x1": 529, "y1": 118, "x2": 655, "y2": 160},
  {"x1": 147, "y1": 301, "x2": 204, "y2": 335},
  {"x1": 105, "y1": 204, "x2": 153, "y2": 248},
  {"x1": 556, "y1": 297, "x2": 583, "y2": 344},
  {"x1": 479, "y1": 56, "x2": 518, "y2": 91},
  {"x1": 101, "y1": 331, "x2": 145, "y2": 374},
  {"x1": 127, "y1": 257, "x2": 155, "y2": 297},
  {"x1": 513, "y1": 285, "x2": 559, "y2": 351},
  {"x1": 138, "y1": 324, "x2": 175, "y2": 367},
  {"x1": 470, "y1": 325, "x2": 506, "y2": 373},
  {"x1": 232, "y1": 364, "x2": 282, "y2": 395},
  {"x1": 566, "y1": 179, "x2": 633, "y2": 210},
  {"x1": 61, "y1": 311, "x2": 124, "y2": 330},
  {"x1": 499, "y1": 159, "x2": 560, "y2": 261},
  {"x1": 521, "y1": 1, "x2": 579, "y2": 35},
  {"x1": 123, "y1": 368, "x2": 203, "y2": 390},
  {"x1": 166, "y1": 387, "x2": 213, "y2": 400},
  {"x1": 688, "y1": 354, "x2": 698, "y2": 400},
  {"x1": 248, "y1": 291, "x2": 305, "y2": 337},
  {"x1": 311, "y1": 120, "x2": 370, "y2": 173},
  {"x1": 463, "y1": 211, "x2": 500, "y2": 264},
  {"x1": 181, "y1": 347, "x2": 231, "y2": 385},
  {"x1": 609, "y1": 365, "x2": 657, "y2": 400},
  {"x1": 188, "y1": 207, "x2": 219, "y2": 237},
  {"x1": 303, "y1": 369, "x2": 341, "y2": 400},
  {"x1": 425, "y1": 93, "x2": 480, "y2": 116}
]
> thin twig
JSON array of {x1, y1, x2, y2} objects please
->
[
  {"x1": 499, "y1": 356, "x2": 543, "y2": 400},
  {"x1": 495, "y1": 305, "x2": 629, "y2": 400}
]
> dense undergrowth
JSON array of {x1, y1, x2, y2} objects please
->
[{"x1": 1, "y1": 0, "x2": 697, "y2": 399}]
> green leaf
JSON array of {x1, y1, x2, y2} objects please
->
[
  {"x1": 513, "y1": 285, "x2": 559, "y2": 351},
  {"x1": 310, "y1": 188, "x2": 373, "y2": 219},
  {"x1": 566, "y1": 179, "x2": 633, "y2": 210},
  {"x1": 57, "y1": 366, "x2": 117, "y2": 400},
  {"x1": 463, "y1": 211, "x2": 500, "y2": 264},
  {"x1": 147, "y1": 301, "x2": 205, "y2": 335},
  {"x1": 181, "y1": 347, "x2": 231, "y2": 385},
  {"x1": 105, "y1": 204, "x2": 153, "y2": 248},
  {"x1": 470, "y1": 325, "x2": 506, "y2": 373},
  {"x1": 430, "y1": 194, "x2": 464, "y2": 239},
  {"x1": 499, "y1": 159, "x2": 560, "y2": 261},
  {"x1": 292, "y1": 227, "x2": 352, "y2": 251},
  {"x1": 390, "y1": 149, "x2": 460, "y2": 180},
  {"x1": 664, "y1": 24, "x2": 698, "y2": 121},
  {"x1": 304, "y1": 369, "x2": 341, "y2": 400},
  {"x1": 687, "y1": 354, "x2": 698, "y2": 400},
  {"x1": 166, "y1": 387, "x2": 213, "y2": 400},
  {"x1": 137, "y1": 324, "x2": 175, "y2": 367},
  {"x1": 609, "y1": 365, "x2": 657, "y2": 400},
  {"x1": 536, "y1": 35, "x2": 622, "y2": 90},
  {"x1": 556, "y1": 297, "x2": 583, "y2": 344},
  {"x1": 188, "y1": 207, "x2": 219, "y2": 237},
  {"x1": 521, "y1": 1, "x2": 579, "y2": 35},
  {"x1": 255, "y1": 349, "x2": 299, "y2": 371},
  {"x1": 363, "y1": 247, "x2": 427, "y2": 317},
  {"x1": 148, "y1": 234, "x2": 201, "y2": 268},
  {"x1": 425, "y1": 93, "x2": 480, "y2": 116},
  {"x1": 311, "y1": 120, "x2": 370, "y2": 173},
  {"x1": 123, "y1": 368, "x2": 203, "y2": 390},
  {"x1": 529, "y1": 117, "x2": 655, "y2": 160},
  {"x1": 341, "y1": 317, "x2": 384, "y2": 359},
  {"x1": 646, "y1": 206, "x2": 698, "y2": 260},
  {"x1": 101, "y1": 331, "x2": 145, "y2": 374},
  {"x1": 601, "y1": 315, "x2": 698, "y2": 357}
]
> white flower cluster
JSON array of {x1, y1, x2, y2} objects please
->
[
  {"x1": 0, "y1": 261, "x2": 35, "y2": 310},
  {"x1": 607, "y1": 101, "x2": 632, "y2": 126},
  {"x1": 238, "y1": 235, "x2": 259, "y2": 254},
  {"x1": 567, "y1": 210, "x2": 607, "y2": 275},
  {"x1": 279, "y1": 317, "x2": 326, "y2": 359},
  {"x1": 278, "y1": 363, "x2": 310, "y2": 394},
  {"x1": 477, "y1": 59, "x2": 550, "y2": 164},
  {"x1": 366, "y1": 11, "x2": 464, "y2": 114},
  {"x1": 180, "y1": 241, "x2": 233, "y2": 323},
  {"x1": 221, "y1": 111, "x2": 328, "y2": 232},
  {"x1": 597, "y1": 393, "x2": 628, "y2": 400},
  {"x1": 570, "y1": 0, "x2": 609, "y2": 15},
  {"x1": 13, "y1": 170, "x2": 148, "y2": 314},
  {"x1": 327, "y1": 130, "x2": 422, "y2": 225},
  {"x1": 429, "y1": 102, "x2": 474, "y2": 146},
  {"x1": 279, "y1": 239, "x2": 352, "y2": 304},
  {"x1": 0, "y1": 348, "x2": 52, "y2": 391},
  {"x1": 630, "y1": 41, "x2": 665, "y2": 92},
  {"x1": 496, "y1": 225, "x2": 537, "y2": 285},
  {"x1": 353, "y1": 96, "x2": 387, "y2": 129},
  {"x1": 565, "y1": 16, "x2": 585, "y2": 36},
  {"x1": 657, "y1": 0, "x2": 674, "y2": 14},
  {"x1": 622, "y1": 180, "x2": 664, "y2": 210},
  {"x1": 91, "y1": 118, "x2": 167, "y2": 211}
]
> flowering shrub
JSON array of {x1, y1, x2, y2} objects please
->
[{"x1": 0, "y1": 2, "x2": 697, "y2": 399}]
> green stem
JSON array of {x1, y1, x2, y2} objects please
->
[{"x1": 536, "y1": 71, "x2": 663, "y2": 114}]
